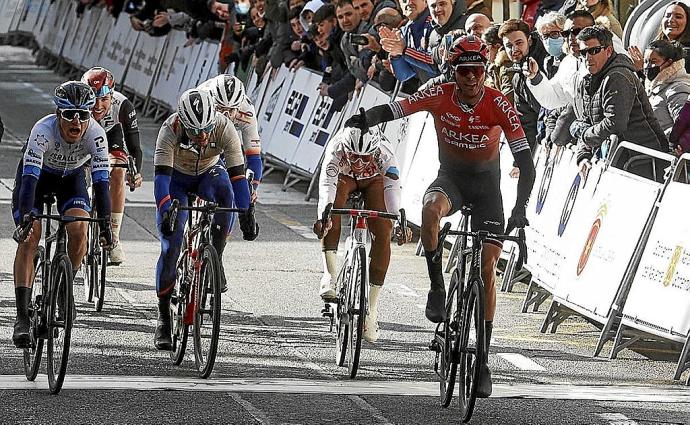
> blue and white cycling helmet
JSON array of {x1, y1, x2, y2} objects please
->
[{"x1": 53, "y1": 81, "x2": 97, "y2": 110}]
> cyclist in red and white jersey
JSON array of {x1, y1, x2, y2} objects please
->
[
  {"x1": 81, "y1": 67, "x2": 144, "y2": 266},
  {"x1": 345, "y1": 36, "x2": 536, "y2": 396}
]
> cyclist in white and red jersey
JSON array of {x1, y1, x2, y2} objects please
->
[
  {"x1": 82, "y1": 67, "x2": 144, "y2": 266},
  {"x1": 345, "y1": 36, "x2": 536, "y2": 396}
]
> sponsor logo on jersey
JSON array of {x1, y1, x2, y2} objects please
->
[
  {"x1": 493, "y1": 97, "x2": 521, "y2": 132},
  {"x1": 34, "y1": 134, "x2": 48, "y2": 147},
  {"x1": 441, "y1": 127, "x2": 489, "y2": 147},
  {"x1": 409, "y1": 85, "x2": 444, "y2": 103},
  {"x1": 27, "y1": 148, "x2": 41, "y2": 159}
]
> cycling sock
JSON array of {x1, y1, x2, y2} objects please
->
[
  {"x1": 111, "y1": 212, "x2": 123, "y2": 243},
  {"x1": 485, "y1": 321, "x2": 493, "y2": 356},
  {"x1": 424, "y1": 250, "x2": 444, "y2": 290},
  {"x1": 15, "y1": 286, "x2": 31, "y2": 320},
  {"x1": 211, "y1": 223, "x2": 227, "y2": 258},
  {"x1": 323, "y1": 250, "x2": 337, "y2": 278},
  {"x1": 368, "y1": 283, "x2": 383, "y2": 315}
]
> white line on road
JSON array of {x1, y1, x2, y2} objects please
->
[
  {"x1": 228, "y1": 393, "x2": 272, "y2": 425},
  {"x1": 393, "y1": 283, "x2": 421, "y2": 298},
  {"x1": 497, "y1": 353, "x2": 546, "y2": 371},
  {"x1": 2, "y1": 375, "x2": 690, "y2": 403},
  {"x1": 596, "y1": 413, "x2": 639, "y2": 425}
]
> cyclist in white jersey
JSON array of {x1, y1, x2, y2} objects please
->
[
  {"x1": 11, "y1": 81, "x2": 113, "y2": 348},
  {"x1": 82, "y1": 67, "x2": 144, "y2": 265},
  {"x1": 198, "y1": 75, "x2": 263, "y2": 194}
]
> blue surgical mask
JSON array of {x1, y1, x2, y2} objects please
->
[
  {"x1": 235, "y1": 2, "x2": 250, "y2": 15},
  {"x1": 545, "y1": 37, "x2": 565, "y2": 57}
]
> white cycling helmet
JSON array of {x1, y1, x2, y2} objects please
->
[
  {"x1": 199, "y1": 75, "x2": 245, "y2": 109},
  {"x1": 343, "y1": 125, "x2": 381, "y2": 155},
  {"x1": 177, "y1": 88, "x2": 217, "y2": 130}
]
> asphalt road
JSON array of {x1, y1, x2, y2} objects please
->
[{"x1": 0, "y1": 45, "x2": 688, "y2": 425}]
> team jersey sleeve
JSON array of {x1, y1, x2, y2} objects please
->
[
  {"x1": 22, "y1": 123, "x2": 49, "y2": 178},
  {"x1": 237, "y1": 101, "x2": 261, "y2": 155},
  {"x1": 317, "y1": 136, "x2": 343, "y2": 217},
  {"x1": 492, "y1": 94, "x2": 530, "y2": 154},
  {"x1": 389, "y1": 84, "x2": 446, "y2": 120},
  {"x1": 118, "y1": 98, "x2": 143, "y2": 172},
  {"x1": 218, "y1": 115, "x2": 245, "y2": 169},
  {"x1": 154, "y1": 120, "x2": 177, "y2": 169},
  {"x1": 89, "y1": 126, "x2": 111, "y2": 184}
]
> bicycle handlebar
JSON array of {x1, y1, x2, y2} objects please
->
[
  {"x1": 111, "y1": 156, "x2": 138, "y2": 192},
  {"x1": 433, "y1": 222, "x2": 528, "y2": 270},
  {"x1": 13, "y1": 212, "x2": 109, "y2": 243},
  {"x1": 322, "y1": 202, "x2": 406, "y2": 224}
]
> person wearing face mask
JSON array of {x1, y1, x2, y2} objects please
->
[{"x1": 642, "y1": 40, "x2": 690, "y2": 150}]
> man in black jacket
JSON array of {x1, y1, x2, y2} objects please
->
[
  {"x1": 570, "y1": 26, "x2": 667, "y2": 180},
  {"x1": 498, "y1": 19, "x2": 548, "y2": 176}
]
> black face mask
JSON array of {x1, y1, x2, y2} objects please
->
[{"x1": 643, "y1": 65, "x2": 661, "y2": 82}]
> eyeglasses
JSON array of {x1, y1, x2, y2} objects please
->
[
  {"x1": 561, "y1": 27, "x2": 583, "y2": 38},
  {"x1": 580, "y1": 45, "x2": 606, "y2": 56},
  {"x1": 185, "y1": 123, "x2": 215, "y2": 137},
  {"x1": 453, "y1": 64, "x2": 486, "y2": 77},
  {"x1": 59, "y1": 109, "x2": 91, "y2": 122},
  {"x1": 541, "y1": 31, "x2": 563, "y2": 40},
  {"x1": 94, "y1": 85, "x2": 113, "y2": 98}
]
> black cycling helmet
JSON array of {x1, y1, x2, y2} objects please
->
[{"x1": 53, "y1": 81, "x2": 97, "y2": 110}]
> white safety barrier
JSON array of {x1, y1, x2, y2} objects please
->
[{"x1": 3, "y1": 1, "x2": 690, "y2": 383}]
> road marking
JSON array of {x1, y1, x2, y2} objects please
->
[
  {"x1": 393, "y1": 283, "x2": 421, "y2": 298},
  {"x1": 261, "y1": 206, "x2": 317, "y2": 240},
  {"x1": 228, "y1": 393, "x2": 272, "y2": 425},
  {"x1": 497, "y1": 353, "x2": 546, "y2": 371},
  {"x1": 348, "y1": 394, "x2": 394, "y2": 425},
  {"x1": 2, "y1": 375, "x2": 690, "y2": 403},
  {"x1": 596, "y1": 413, "x2": 639, "y2": 425}
]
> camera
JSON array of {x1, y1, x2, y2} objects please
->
[{"x1": 349, "y1": 34, "x2": 369, "y2": 46}]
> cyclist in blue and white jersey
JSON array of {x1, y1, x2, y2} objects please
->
[{"x1": 11, "y1": 81, "x2": 113, "y2": 348}]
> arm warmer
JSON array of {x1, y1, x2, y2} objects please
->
[
  {"x1": 18, "y1": 175, "x2": 39, "y2": 219},
  {"x1": 119, "y1": 99, "x2": 143, "y2": 172},
  {"x1": 93, "y1": 180, "x2": 112, "y2": 223},
  {"x1": 246, "y1": 154, "x2": 263, "y2": 186},
  {"x1": 154, "y1": 166, "x2": 173, "y2": 212},
  {"x1": 365, "y1": 104, "x2": 395, "y2": 127},
  {"x1": 228, "y1": 164, "x2": 250, "y2": 209},
  {"x1": 513, "y1": 149, "x2": 536, "y2": 209}
]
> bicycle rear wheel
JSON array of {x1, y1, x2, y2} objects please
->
[
  {"x1": 193, "y1": 245, "x2": 222, "y2": 378},
  {"x1": 439, "y1": 269, "x2": 460, "y2": 407},
  {"x1": 93, "y1": 247, "x2": 107, "y2": 312},
  {"x1": 24, "y1": 247, "x2": 46, "y2": 381},
  {"x1": 458, "y1": 278, "x2": 485, "y2": 422},
  {"x1": 170, "y1": 251, "x2": 190, "y2": 365},
  {"x1": 346, "y1": 245, "x2": 367, "y2": 379},
  {"x1": 334, "y1": 254, "x2": 351, "y2": 367},
  {"x1": 47, "y1": 255, "x2": 74, "y2": 394}
]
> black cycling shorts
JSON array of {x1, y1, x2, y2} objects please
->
[{"x1": 424, "y1": 168, "x2": 505, "y2": 239}]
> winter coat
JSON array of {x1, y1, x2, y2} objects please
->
[
  {"x1": 670, "y1": 101, "x2": 690, "y2": 153},
  {"x1": 340, "y1": 21, "x2": 372, "y2": 83},
  {"x1": 427, "y1": 1, "x2": 468, "y2": 66},
  {"x1": 645, "y1": 58, "x2": 690, "y2": 146},
  {"x1": 575, "y1": 53, "x2": 667, "y2": 165}
]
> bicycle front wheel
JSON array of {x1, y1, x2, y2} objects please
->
[
  {"x1": 93, "y1": 247, "x2": 107, "y2": 312},
  {"x1": 439, "y1": 269, "x2": 461, "y2": 407},
  {"x1": 83, "y1": 222, "x2": 97, "y2": 303},
  {"x1": 334, "y1": 255, "x2": 351, "y2": 367},
  {"x1": 24, "y1": 246, "x2": 46, "y2": 381},
  {"x1": 171, "y1": 251, "x2": 190, "y2": 365},
  {"x1": 458, "y1": 278, "x2": 485, "y2": 422},
  {"x1": 346, "y1": 245, "x2": 367, "y2": 379},
  {"x1": 47, "y1": 255, "x2": 74, "y2": 394},
  {"x1": 193, "y1": 245, "x2": 222, "y2": 378}
]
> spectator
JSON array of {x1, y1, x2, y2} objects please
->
[
  {"x1": 570, "y1": 26, "x2": 666, "y2": 179},
  {"x1": 427, "y1": 0, "x2": 468, "y2": 66},
  {"x1": 380, "y1": 0, "x2": 436, "y2": 85},
  {"x1": 369, "y1": 7, "x2": 408, "y2": 91},
  {"x1": 643, "y1": 40, "x2": 690, "y2": 146},
  {"x1": 464, "y1": 12, "x2": 492, "y2": 38},
  {"x1": 630, "y1": 2, "x2": 690, "y2": 74},
  {"x1": 336, "y1": 0, "x2": 372, "y2": 85},
  {"x1": 482, "y1": 24, "x2": 506, "y2": 90},
  {"x1": 353, "y1": 0, "x2": 375, "y2": 22},
  {"x1": 579, "y1": 0, "x2": 623, "y2": 38},
  {"x1": 301, "y1": 0, "x2": 325, "y2": 31},
  {"x1": 670, "y1": 100, "x2": 690, "y2": 154},
  {"x1": 498, "y1": 19, "x2": 548, "y2": 162},
  {"x1": 315, "y1": 5, "x2": 356, "y2": 109}
]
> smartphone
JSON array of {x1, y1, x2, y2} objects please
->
[{"x1": 350, "y1": 34, "x2": 369, "y2": 46}]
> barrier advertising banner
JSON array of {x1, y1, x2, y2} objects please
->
[
  {"x1": 0, "y1": 0, "x2": 22, "y2": 34},
  {"x1": 266, "y1": 68, "x2": 322, "y2": 164},
  {"x1": 621, "y1": 178, "x2": 690, "y2": 341},
  {"x1": 15, "y1": 0, "x2": 44, "y2": 34},
  {"x1": 98, "y1": 14, "x2": 140, "y2": 81},
  {"x1": 149, "y1": 31, "x2": 201, "y2": 109},
  {"x1": 257, "y1": 66, "x2": 295, "y2": 153},
  {"x1": 125, "y1": 33, "x2": 167, "y2": 96},
  {"x1": 291, "y1": 92, "x2": 344, "y2": 174},
  {"x1": 79, "y1": 9, "x2": 112, "y2": 69},
  {"x1": 62, "y1": 5, "x2": 101, "y2": 67},
  {"x1": 552, "y1": 168, "x2": 661, "y2": 322}
]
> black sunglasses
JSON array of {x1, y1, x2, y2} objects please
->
[
  {"x1": 59, "y1": 109, "x2": 91, "y2": 122},
  {"x1": 561, "y1": 27, "x2": 584, "y2": 38},
  {"x1": 580, "y1": 45, "x2": 605, "y2": 56}
]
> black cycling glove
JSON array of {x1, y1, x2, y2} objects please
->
[
  {"x1": 506, "y1": 204, "x2": 529, "y2": 234},
  {"x1": 239, "y1": 204, "x2": 259, "y2": 241}
]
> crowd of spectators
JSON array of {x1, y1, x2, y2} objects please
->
[{"x1": 76, "y1": 0, "x2": 690, "y2": 164}]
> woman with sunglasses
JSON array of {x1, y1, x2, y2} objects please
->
[
  {"x1": 345, "y1": 35, "x2": 536, "y2": 397},
  {"x1": 81, "y1": 67, "x2": 144, "y2": 266},
  {"x1": 152, "y1": 88, "x2": 258, "y2": 351},
  {"x1": 198, "y1": 74, "x2": 263, "y2": 199},
  {"x1": 11, "y1": 81, "x2": 113, "y2": 348}
]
